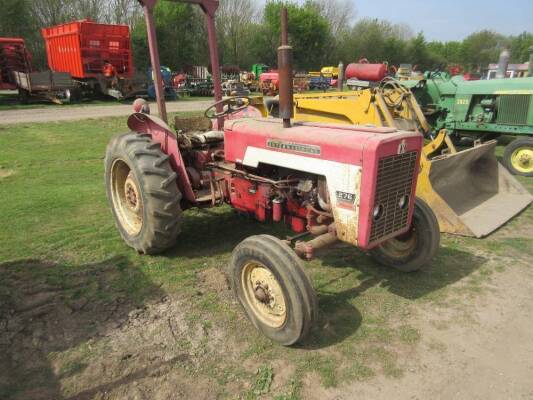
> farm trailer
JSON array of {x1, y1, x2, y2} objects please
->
[
  {"x1": 42, "y1": 19, "x2": 146, "y2": 100},
  {"x1": 1, "y1": 37, "x2": 75, "y2": 103}
]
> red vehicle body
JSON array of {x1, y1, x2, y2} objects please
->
[
  {"x1": 0, "y1": 37, "x2": 31, "y2": 90},
  {"x1": 42, "y1": 19, "x2": 134, "y2": 79}
]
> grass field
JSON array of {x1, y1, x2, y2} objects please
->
[{"x1": 0, "y1": 115, "x2": 531, "y2": 399}]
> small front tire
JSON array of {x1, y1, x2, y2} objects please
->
[
  {"x1": 369, "y1": 198, "x2": 440, "y2": 272},
  {"x1": 230, "y1": 235, "x2": 317, "y2": 346},
  {"x1": 503, "y1": 138, "x2": 533, "y2": 177}
]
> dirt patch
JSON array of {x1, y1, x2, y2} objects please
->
[
  {"x1": 0, "y1": 168, "x2": 14, "y2": 179},
  {"x1": 0, "y1": 101, "x2": 212, "y2": 125},
  {"x1": 299, "y1": 258, "x2": 533, "y2": 400},
  {"x1": 0, "y1": 259, "x2": 252, "y2": 400},
  {"x1": 196, "y1": 267, "x2": 230, "y2": 295}
]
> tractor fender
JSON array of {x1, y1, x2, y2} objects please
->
[{"x1": 127, "y1": 112, "x2": 195, "y2": 203}]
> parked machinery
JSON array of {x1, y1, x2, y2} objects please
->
[
  {"x1": 147, "y1": 66, "x2": 176, "y2": 100},
  {"x1": 106, "y1": 0, "x2": 440, "y2": 345},
  {"x1": 41, "y1": 19, "x2": 145, "y2": 100},
  {"x1": 262, "y1": 79, "x2": 532, "y2": 237},
  {"x1": 1, "y1": 37, "x2": 74, "y2": 103},
  {"x1": 259, "y1": 70, "x2": 279, "y2": 95},
  {"x1": 346, "y1": 59, "x2": 389, "y2": 89},
  {"x1": 403, "y1": 72, "x2": 533, "y2": 176},
  {"x1": 0, "y1": 38, "x2": 29, "y2": 90}
]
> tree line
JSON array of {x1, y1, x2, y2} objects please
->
[{"x1": 1, "y1": 0, "x2": 532, "y2": 74}]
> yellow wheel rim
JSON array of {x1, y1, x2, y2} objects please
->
[
  {"x1": 241, "y1": 261, "x2": 287, "y2": 328},
  {"x1": 110, "y1": 159, "x2": 144, "y2": 236},
  {"x1": 511, "y1": 147, "x2": 533, "y2": 174}
]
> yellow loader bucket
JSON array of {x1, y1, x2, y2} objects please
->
[{"x1": 418, "y1": 139, "x2": 533, "y2": 237}]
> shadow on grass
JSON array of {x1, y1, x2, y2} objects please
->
[
  {"x1": 321, "y1": 244, "x2": 488, "y2": 300},
  {"x1": 164, "y1": 207, "x2": 290, "y2": 259},
  {"x1": 0, "y1": 257, "x2": 165, "y2": 400},
  {"x1": 296, "y1": 244, "x2": 487, "y2": 349},
  {"x1": 159, "y1": 208, "x2": 488, "y2": 350}
]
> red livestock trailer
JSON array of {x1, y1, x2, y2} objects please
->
[{"x1": 42, "y1": 19, "x2": 143, "y2": 99}]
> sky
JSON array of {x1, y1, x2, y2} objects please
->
[{"x1": 258, "y1": 0, "x2": 533, "y2": 42}]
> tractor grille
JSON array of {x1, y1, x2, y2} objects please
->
[
  {"x1": 369, "y1": 151, "x2": 418, "y2": 244},
  {"x1": 497, "y1": 95, "x2": 531, "y2": 126}
]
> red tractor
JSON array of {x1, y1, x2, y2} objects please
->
[{"x1": 105, "y1": 0, "x2": 440, "y2": 345}]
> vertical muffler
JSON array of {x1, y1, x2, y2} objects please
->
[{"x1": 278, "y1": 7, "x2": 294, "y2": 128}]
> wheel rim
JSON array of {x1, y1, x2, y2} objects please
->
[
  {"x1": 510, "y1": 147, "x2": 533, "y2": 174},
  {"x1": 241, "y1": 261, "x2": 287, "y2": 328},
  {"x1": 110, "y1": 159, "x2": 144, "y2": 236},
  {"x1": 377, "y1": 226, "x2": 418, "y2": 259}
]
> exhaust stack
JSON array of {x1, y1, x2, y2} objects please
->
[
  {"x1": 529, "y1": 46, "x2": 533, "y2": 77},
  {"x1": 278, "y1": 7, "x2": 294, "y2": 128},
  {"x1": 496, "y1": 49, "x2": 510, "y2": 79},
  {"x1": 338, "y1": 61, "x2": 344, "y2": 91}
]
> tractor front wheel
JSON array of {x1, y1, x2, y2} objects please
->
[
  {"x1": 230, "y1": 235, "x2": 317, "y2": 346},
  {"x1": 369, "y1": 198, "x2": 440, "y2": 272},
  {"x1": 503, "y1": 138, "x2": 533, "y2": 177},
  {"x1": 105, "y1": 132, "x2": 182, "y2": 254}
]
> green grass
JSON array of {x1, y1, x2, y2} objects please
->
[{"x1": 0, "y1": 115, "x2": 532, "y2": 399}]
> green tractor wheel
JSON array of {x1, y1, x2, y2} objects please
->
[{"x1": 503, "y1": 138, "x2": 533, "y2": 177}]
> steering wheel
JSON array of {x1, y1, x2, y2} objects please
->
[{"x1": 204, "y1": 96, "x2": 251, "y2": 119}]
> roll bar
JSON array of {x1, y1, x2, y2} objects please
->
[{"x1": 137, "y1": 0, "x2": 223, "y2": 126}]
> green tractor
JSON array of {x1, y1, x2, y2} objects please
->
[{"x1": 405, "y1": 73, "x2": 533, "y2": 176}]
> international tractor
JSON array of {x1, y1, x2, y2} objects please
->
[
  {"x1": 263, "y1": 79, "x2": 532, "y2": 238},
  {"x1": 105, "y1": 0, "x2": 440, "y2": 345},
  {"x1": 403, "y1": 72, "x2": 533, "y2": 177}
]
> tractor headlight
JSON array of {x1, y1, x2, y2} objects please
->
[
  {"x1": 373, "y1": 204, "x2": 383, "y2": 221},
  {"x1": 398, "y1": 195, "x2": 409, "y2": 210}
]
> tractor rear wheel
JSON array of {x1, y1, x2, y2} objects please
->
[
  {"x1": 369, "y1": 198, "x2": 440, "y2": 272},
  {"x1": 503, "y1": 138, "x2": 533, "y2": 177},
  {"x1": 230, "y1": 235, "x2": 317, "y2": 346},
  {"x1": 105, "y1": 132, "x2": 182, "y2": 254}
]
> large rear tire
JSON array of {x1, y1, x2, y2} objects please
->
[
  {"x1": 105, "y1": 132, "x2": 182, "y2": 254},
  {"x1": 230, "y1": 235, "x2": 317, "y2": 346},
  {"x1": 369, "y1": 198, "x2": 440, "y2": 272},
  {"x1": 503, "y1": 138, "x2": 533, "y2": 177}
]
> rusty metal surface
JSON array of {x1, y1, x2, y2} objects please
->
[
  {"x1": 338, "y1": 61, "x2": 344, "y2": 91},
  {"x1": 277, "y1": 7, "x2": 294, "y2": 128},
  {"x1": 295, "y1": 225, "x2": 338, "y2": 260},
  {"x1": 141, "y1": 1, "x2": 168, "y2": 123}
]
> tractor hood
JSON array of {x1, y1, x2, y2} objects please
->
[
  {"x1": 223, "y1": 118, "x2": 422, "y2": 167},
  {"x1": 455, "y1": 76, "x2": 533, "y2": 95}
]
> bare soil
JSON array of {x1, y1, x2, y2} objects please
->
[
  {"x1": 0, "y1": 101, "x2": 212, "y2": 125},
  {"x1": 301, "y1": 258, "x2": 533, "y2": 400},
  {"x1": 2, "y1": 249, "x2": 532, "y2": 400}
]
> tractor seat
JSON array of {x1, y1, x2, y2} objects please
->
[
  {"x1": 175, "y1": 115, "x2": 212, "y2": 133},
  {"x1": 190, "y1": 130, "x2": 224, "y2": 145}
]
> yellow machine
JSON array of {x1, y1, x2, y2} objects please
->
[
  {"x1": 309, "y1": 66, "x2": 339, "y2": 78},
  {"x1": 263, "y1": 79, "x2": 532, "y2": 237}
]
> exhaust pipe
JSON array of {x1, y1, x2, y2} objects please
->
[
  {"x1": 496, "y1": 49, "x2": 510, "y2": 79},
  {"x1": 278, "y1": 7, "x2": 294, "y2": 128},
  {"x1": 529, "y1": 46, "x2": 533, "y2": 77},
  {"x1": 338, "y1": 61, "x2": 344, "y2": 91}
]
